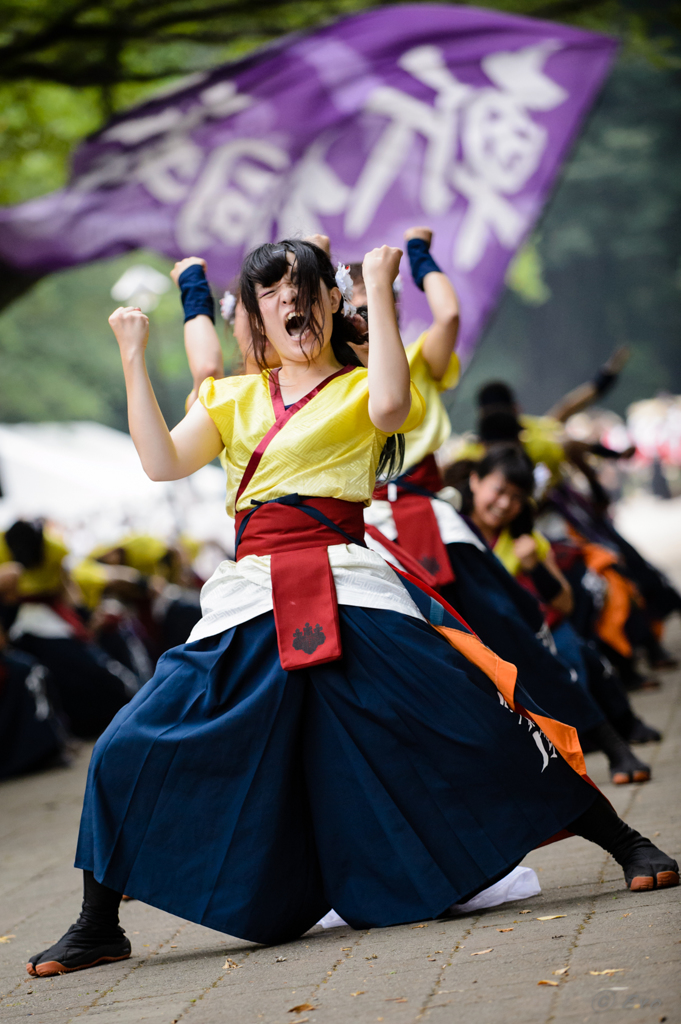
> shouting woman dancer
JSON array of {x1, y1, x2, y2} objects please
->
[{"x1": 27, "y1": 240, "x2": 677, "y2": 979}]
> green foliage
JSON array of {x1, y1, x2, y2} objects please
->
[
  {"x1": 0, "y1": 81, "x2": 101, "y2": 205},
  {"x1": 0, "y1": 250, "x2": 239, "y2": 428}
]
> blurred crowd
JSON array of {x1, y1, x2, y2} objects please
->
[{"x1": 0, "y1": 523, "x2": 228, "y2": 777}]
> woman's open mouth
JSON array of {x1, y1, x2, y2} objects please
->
[{"x1": 285, "y1": 312, "x2": 306, "y2": 336}]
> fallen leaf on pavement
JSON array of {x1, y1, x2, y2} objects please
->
[
  {"x1": 538, "y1": 980, "x2": 559, "y2": 987},
  {"x1": 412, "y1": 923, "x2": 428, "y2": 928},
  {"x1": 589, "y1": 969, "x2": 624, "y2": 976},
  {"x1": 497, "y1": 928, "x2": 513, "y2": 932},
  {"x1": 350, "y1": 991, "x2": 365, "y2": 997},
  {"x1": 537, "y1": 915, "x2": 566, "y2": 921},
  {"x1": 552, "y1": 968, "x2": 568, "y2": 976},
  {"x1": 222, "y1": 958, "x2": 241, "y2": 969},
  {"x1": 290, "y1": 1019, "x2": 309, "y2": 1023},
  {"x1": 622, "y1": 913, "x2": 630, "y2": 918},
  {"x1": 289, "y1": 1004, "x2": 315, "y2": 1013},
  {"x1": 341, "y1": 947, "x2": 352, "y2": 951},
  {"x1": 386, "y1": 998, "x2": 408, "y2": 1002},
  {"x1": 0, "y1": 936, "x2": 15, "y2": 943},
  {"x1": 364, "y1": 954, "x2": 378, "y2": 959},
  {"x1": 470, "y1": 948, "x2": 493, "y2": 956},
  {"x1": 520, "y1": 910, "x2": 532, "y2": 914}
]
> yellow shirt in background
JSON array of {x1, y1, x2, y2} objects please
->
[
  {"x1": 450, "y1": 414, "x2": 566, "y2": 481},
  {"x1": 0, "y1": 532, "x2": 68, "y2": 597},
  {"x1": 199, "y1": 369, "x2": 425, "y2": 517},
  {"x1": 518, "y1": 414, "x2": 566, "y2": 482},
  {"x1": 73, "y1": 535, "x2": 172, "y2": 609},
  {"x1": 402, "y1": 333, "x2": 460, "y2": 472},
  {"x1": 493, "y1": 528, "x2": 551, "y2": 578}
]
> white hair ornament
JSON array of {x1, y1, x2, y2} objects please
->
[
  {"x1": 220, "y1": 290, "x2": 237, "y2": 324},
  {"x1": 334, "y1": 263, "x2": 357, "y2": 317}
]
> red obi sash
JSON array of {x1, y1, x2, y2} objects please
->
[
  {"x1": 372, "y1": 454, "x2": 455, "y2": 589},
  {"x1": 234, "y1": 364, "x2": 361, "y2": 671}
]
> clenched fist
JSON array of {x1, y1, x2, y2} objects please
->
[
  {"x1": 513, "y1": 533, "x2": 539, "y2": 572},
  {"x1": 109, "y1": 306, "x2": 149, "y2": 360},
  {"x1": 362, "y1": 245, "x2": 402, "y2": 289},
  {"x1": 404, "y1": 226, "x2": 433, "y2": 247},
  {"x1": 170, "y1": 257, "x2": 206, "y2": 286},
  {"x1": 303, "y1": 234, "x2": 331, "y2": 256}
]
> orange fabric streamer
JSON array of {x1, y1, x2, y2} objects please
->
[
  {"x1": 579, "y1": 542, "x2": 641, "y2": 658},
  {"x1": 432, "y1": 625, "x2": 587, "y2": 779}
]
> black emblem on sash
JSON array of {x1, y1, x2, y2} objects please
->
[
  {"x1": 420, "y1": 556, "x2": 440, "y2": 575},
  {"x1": 292, "y1": 623, "x2": 326, "y2": 654}
]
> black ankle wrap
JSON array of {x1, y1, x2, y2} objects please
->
[{"x1": 77, "y1": 870, "x2": 123, "y2": 938}]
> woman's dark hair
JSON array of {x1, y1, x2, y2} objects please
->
[
  {"x1": 478, "y1": 410, "x2": 522, "y2": 444},
  {"x1": 475, "y1": 446, "x2": 535, "y2": 496},
  {"x1": 477, "y1": 380, "x2": 515, "y2": 410},
  {"x1": 239, "y1": 239, "x2": 404, "y2": 481},
  {"x1": 5, "y1": 520, "x2": 45, "y2": 569},
  {"x1": 454, "y1": 445, "x2": 535, "y2": 524}
]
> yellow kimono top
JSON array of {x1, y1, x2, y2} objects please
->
[
  {"x1": 73, "y1": 535, "x2": 172, "y2": 609},
  {"x1": 402, "y1": 333, "x2": 460, "y2": 472},
  {"x1": 518, "y1": 414, "x2": 566, "y2": 483},
  {"x1": 199, "y1": 367, "x2": 425, "y2": 517},
  {"x1": 493, "y1": 528, "x2": 551, "y2": 578},
  {"x1": 452, "y1": 414, "x2": 565, "y2": 481},
  {"x1": 0, "y1": 532, "x2": 68, "y2": 597}
]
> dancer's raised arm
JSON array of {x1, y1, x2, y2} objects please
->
[
  {"x1": 363, "y1": 245, "x2": 411, "y2": 433},
  {"x1": 404, "y1": 227, "x2": 459, "y2": 381},
  {"x1": 110, "y1": 306, "x2": 223, "y2": 481},
  {"x1": 171, "y1": 257, "x2": 225, "y2": 408}
]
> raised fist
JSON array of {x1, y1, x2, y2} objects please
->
[
  {"x1": 108, "y1": 306, "x2": 150, "y2": 359},
  {"x1": 513, "y1": 533, "x2": 539, "y2": 572},
  {"x1": 170, "y1": 257, "x2": 206, "y2": 286},
  {"x1": 303, "y1": 234, "x2": 331, "y2": 256},
  {"x1": 362, "y1": 245, "x2": 402, "y2": 288},
  {"x1": 404, "y1": 226, "x2": 433, "y2": 247}
]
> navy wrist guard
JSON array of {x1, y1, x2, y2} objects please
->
[
  {"x1": 178, "y1": 264, "x2": 215, "y2": 324},
  {"x1": 406, "y1": 238, "x2": 442, "y2": 291}
]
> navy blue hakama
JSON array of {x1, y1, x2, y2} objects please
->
[{"x1": 76, "y1": 607, "x2": 596, "y2": 945}]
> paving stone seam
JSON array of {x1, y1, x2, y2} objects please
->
[
  {"x1": 416, "y1": 924, "x2": 474, "y2": 1020},
  {"x1": 544, "y1": 672, "x2": 681, "y2": 1024},
  {"x1": 65, "y1": 921, "x2": 190, "y2": 1021}
]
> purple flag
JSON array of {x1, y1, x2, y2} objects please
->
[{"x1": 0, "y1": 5, "x2": 616, "y2": 362}]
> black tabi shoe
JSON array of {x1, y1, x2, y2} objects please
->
[
  {"x1": 621, "y1": 840, "x2": 680, "y2": 892},
  {"x1": 625, "y1": 717, "x2": 662, "y2": 745},
  {"x1": 26, "y1": 922, "x2": 131, "y2": 977},
  {"x1": 609, "y1": 748, "x2": 651, "y2": 785}
]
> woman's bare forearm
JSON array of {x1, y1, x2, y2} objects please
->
[
  {"x1": 363, "y1": 246, "x2": 411, "y2": 432},
  {"x1": 421, "y1": 272, "x2": 460, "y2": 381},
  {"x1": 366, "y1": 279, "x2": 411, "y2": 431},
  {"x1": 184, "y1": 314, "x2": 224, "y2": 408},
  {"x1": 111, "y1": 305, "x2": 223, "y2": 481},
  {"x1": 122, "y1": 353, "x2": 186, "y2": 480}
]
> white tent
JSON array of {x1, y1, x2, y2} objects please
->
[{"x1": 0, "y1": 421, "x2": 234, "y2": 560}]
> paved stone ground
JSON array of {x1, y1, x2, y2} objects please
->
[{"x1": 1, "y1": 509, "x2": 680, "y2": 1024}]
